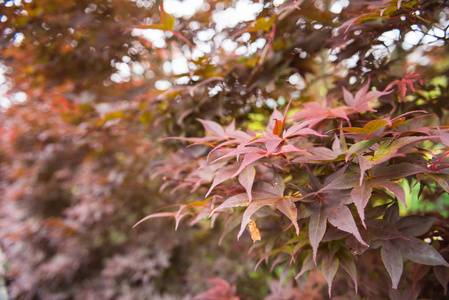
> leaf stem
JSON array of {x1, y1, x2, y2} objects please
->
[
  {"x1": 170, "y1": 30, "x2": 195, "y2": 50},
  {"x1": 430, "y1": 151, "x2": 449, "y2": 170}
]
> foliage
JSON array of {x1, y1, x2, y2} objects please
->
[{"x1": 2, "y1": 0, "x2": 449, "y2": 299}]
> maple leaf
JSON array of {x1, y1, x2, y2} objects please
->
[
  {"x1": 210, "y1": 175, "x2": 300, "y2": 240},
  {"x1": 342, "y1": 119, "x2": 389, "y2": 139},
  {"x1": 322, "y1": 249, "x2": 339, "y2": 297},
  {"x1": 438, "y1": 126, "x2": 449, "y2": 147},
  {"x1": 209, "y1": 138, "x2": 305, "y2": 178},
  {"x1": 381, "y1": 239, "x2": 403, "y2": 289},
  {"x1": 323, "y1": 163, "x2": 428, "y2": 228},
  {"x1": 208, "y1": 117, "x2": 323, "y2": 176},
  {"x1": 302, "y1": 168, "x2": 367, "y2": 263},
  {"x1": 434, "y1": 266, "x2": 449, "y2": 294},
  {"x1": 345, "y1": 135, "x2": 433, "y2": 187},
  {"x1": 193, "y1": 278, "x2": 240, "y2": 300},
  {"x1": 385, "y1": 70, "x2": 424, "y2": 100},
  {"x1": 292, "y1": 134, "x2": 345, "y2": 163},
  {"x1": 308, "y1": 190, "x2": 367, "y2": 263},
  {"x1": 165, "y1": 118, "x2": 253, "y2": 148},
  {"x1": 342, "y1": 79, "x2": 392, "y2": 113},
  {"x1": 238, "y1": 165, "x2": 256, "y2": 202},
  {"x1": 379, "y1": 203, "x2": 449, "y2": 289},
  {"x1": 292, "y1": 82, "x2": 392, "y2": 123},
  {"x1": 337, "y1": 249, "x2": 358, "y2": 293},
  {"x1": 282, "y1": 118, "x2": 324, "y2": 139},
  {"x1": 133, "y1": 198, "x2": 212, "y2": 230},
  {"x1": 205, "y1": 165, "x2": 239, "y2": 198},
  {"x1": 290, "y1": 97, "x2": 351, "y2": 122}
]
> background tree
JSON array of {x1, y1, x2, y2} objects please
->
[{"x1": 1, "y1": 0, "x2": 449, "y2": 299}]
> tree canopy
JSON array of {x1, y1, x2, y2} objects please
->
[{"x1": 1, "y1": 0, "x2": 449, "y2": 299}]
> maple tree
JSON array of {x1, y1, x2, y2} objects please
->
[{"x1": 2, "y1": 0, "x2": 449, "y2": 299}]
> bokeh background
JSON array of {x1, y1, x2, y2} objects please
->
[{"x1": 1, "y1": 0, "x2": 449, "y2": 299}]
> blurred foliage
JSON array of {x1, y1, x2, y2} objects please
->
[{"x1": 1, "y1": 0, "x2": 449, "y2": 299}]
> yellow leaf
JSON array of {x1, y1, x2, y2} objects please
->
[
  {"x1": 187, "y1": 197, "x2": 212, "y2": 207},
  {"x1": 342, "y1": 120, "x2": 388, "y2": 135},
  {"x1": 249, "y1": 15, "x2": 277, "y2": 32}
]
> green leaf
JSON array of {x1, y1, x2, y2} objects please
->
[
  {"x1": 345, "y1": 139, "x2": 381, "y2": 161},
  {"x1": 295, "y1": 252, "x2": 315, "y2": 279}
]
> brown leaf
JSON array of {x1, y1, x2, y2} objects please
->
[{"x1": 248, "y1": 220, "x2": 261, "y2": 242}]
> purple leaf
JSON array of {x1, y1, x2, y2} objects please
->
[
  {"x1": 205, "y1": 165, "x2": 239, "y2": 197},
  {"x1": 275, "y1": 197, "x2": 299, "y2": 235},
  {"x1": 320, "y1": 173, "x2": 359, "y2": 191},
  {"x1": 322, "y1": 252, "x2": 339, "y2": 298},
  {"x1": 233, "y1": 152, "x2": 266, "y2": 177},
  {"x1": 342, "y1": 80, "x2": 392, "y2": 112},
  {"x1": 358, "y1": 154, "x2": 374, "y2": 185},
  {"x1": 237, "y1": 198, "x2": 277, "y2": 240},
  {"x1": 262, "y1": 135, "x2": 283, "y2": 153},
  {"x1": 324, "y1": 197, "x2": 367, "y2": 247},
  {"x1": 438, "y1": 127, "x2": 449, "y2": 147},
  {"x1": 196, "y1": 118, "x2": 225, "y2": 137},
  {"x1": 434, "y1": 266, "x2": 449, "y2": 294},
  {"x1": 210, "y1": 146, "x2": 263, "y2": 164},
  {"x1": 396, "y1": 215, "x2": 436, "y2": 237},
  {"x1": 351, "y1": 181, "x2": 373, "y2": 228},
  {"x1": 373, "y1": 180, "x2": 406, "y2": 207},
  {"x1": 272, "y1": 144, "x2": 306, "y2": 155},
  {"x1": 132, "y1": 211, "x2": 188, "y2": 230},
  {"x1": 346, "y1": 235, "x2": 369, "y2": 255},
  {"x1": 238, "y1": 165, "x2": 256, "y2": 202},
  {"x1": 384, "y1": 203, "x2": 400, "y2": 225},
  {"x1": 394, "y1": 237, "x2": 449, "y2": 267},
  {"x1": 210, "y1": 193, "x2": 249, "y2": 216},
  {"x1": 283, "y1": 118, "x2": 324, "y2": 139},
  {"x1": 338, "y1": 250, "x2": 358, "y2": 293},
  {"x1": 366, "y1": 219, "x2": 406, "y2": 240},
  {"x1": 309, "y1": 200, "x2": 327, "y2": 264},
  {"x1": 381, "y1": 240, "x2": 403, "y2": 289},
  {"x1": 374, "y1": 163, "x2": 427, "y2": 180},
  {"x1": 225, "y1": 119, "x2": 236, "y2": 133}
]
